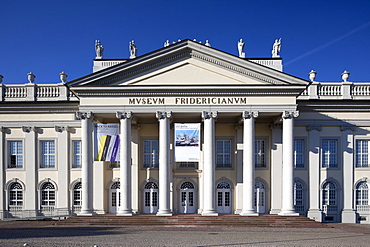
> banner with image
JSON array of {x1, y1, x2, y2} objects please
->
[
  {"x1": 174, "y1": 123, "x2": 200, "y2": 162},
  {"x1": 94, "y1": 123, "x2": 120, "y2": 161}
]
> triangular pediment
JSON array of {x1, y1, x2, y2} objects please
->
[{"x1": 67, "y1": 39, "x2": 309, "y2": 93}]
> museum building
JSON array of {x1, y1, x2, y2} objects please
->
[{"x1": 1, "y1": 39, "x2": 370, "y2": 224}]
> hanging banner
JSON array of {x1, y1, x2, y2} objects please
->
[
  {"x1": 174, "y1": 123, "x2": 200, "y2": 162},
  {"x1": 94, "y1": 123, "x2": 120, "y2": 161}
]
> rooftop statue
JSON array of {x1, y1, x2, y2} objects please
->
[
  {"x1": 129, "y1": 40, "x2": 137, "y2": 59},
  {"x1": 272, "y1": 38, "x2": 281, "y2": 58},
  {"x1": 95, "y1": 40, "x2": 104, "y2": 59},
  {"x1": 205, "y1": 40, "x2": 211, "y2": 47},
  {"x1": 164, "y1": 40, "x2": 170, "y2": 47},
  {"x1": 238, "y1": 39, "x2": 245, "y2": 58}
]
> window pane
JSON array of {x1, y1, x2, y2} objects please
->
[
  {"x1": 41, "y1": 141, "x2": 56, "y2": 168},
  {"x1": 9, "y1": 141, "x2": 23, "y2": 168},
  {"x1": 73, "y1": 141, "x2": 82, "y2": 168},
  {"x1": 216, "y1": 140, "x2": 232, "y2": 167}
]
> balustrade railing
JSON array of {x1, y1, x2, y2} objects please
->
[
  {"x1": 0, "y1": 83, "x2": 77, "y2": 102},
  {"x1": 356, "y1": 205, "x2": 370, "y2": 212}
]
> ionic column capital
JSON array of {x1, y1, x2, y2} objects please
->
[
  {"x1": 76, "y1": 111, "x2": 94, "y2": 120},
  {"x1": 340, "y1": 124, "x2": 356, "y2": 132},
  {"x1": 116, "y1": 111, "x2": 132, "y2": 119},
  {"x1": 202, "y1": 111, "x2": 218, "y2": 120},
  {"x1": 282, "y1": 110, "x2": 299, "y2": 119},
  {"x1": 306, "y1": 124, "x2": 322, "y2": 132},
  {"x1": 54, "y1": 125, "x2": 69, "y2": 133},
  {"x1": 156, "y1": 111, "x2": 172, "y2": 120},
  {"x1": 22, "y1": 126, "x2": 37, "y2": 133},
  {"x1": 242, "y1": 111, "x2": 259, "y2": 119}
]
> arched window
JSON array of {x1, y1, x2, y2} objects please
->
[
  {"x1": 356, "y1": 182, "x2": 369, "y2": 211},
  {"x1": 73, "y1": 182, "x2": 82, "y2": 207},
  {"x1": 180, "y1": 181, "x2": 194, "y2": 189},
  {"x1": 144, "y1": 182, "x2": 158, "y2": 190},
  {"x1": 217, "y1": 182, "x2": 231, "y2": 189},
  {"x1": 41, "y1": 182, "x2": 56, "y2": 211},
  {"x1": 294, "y1": 182, "x2": 304, "y2": 213},
  {"x1": 322, "y1": 182, "x2": 337, "y2": 211},
  {"x1": 8, "y1": 182, "x2": 23, "y2": 211}
]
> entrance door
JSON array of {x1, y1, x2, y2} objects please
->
[
  {"x1": 217, "y1": 182, "x2": 232, "y2": 213},
  {"x1": 109, "y1": 181, "x2": 120, "y2": 213},
  {"x1": 179, "y1": 182, "x2": 196, "y2": 214},
  {"x1": 143, "y1": 182, "x2": 158, "y2": 214},
  {"x1": 255, "y1": 181, "x2": 266, "y2": 214}
]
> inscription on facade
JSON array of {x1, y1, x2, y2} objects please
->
[{"x1": 128, "y1": 97, "x2": 248, "y2": 105}]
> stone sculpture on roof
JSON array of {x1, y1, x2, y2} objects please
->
[
  {"x1": 272, "y1": 38, "x2": 281, "y2": 58},
  {"x1": 238, "y1": 39, "x2": 245, "y2": 58},
  {"x1": 95, "y1": 40, "x2": 104, "y2": 59},
  {"x1": 129, "y1": 40, "x2": 137, "y2": 59}
]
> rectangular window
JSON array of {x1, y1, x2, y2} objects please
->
[
  {"x1": 356, "y1": 140, "x2": 369, "y2": 168},
  {"x1": 143, "y1": 140, "x2": 159, "y2": 168},
  {"x1": 321, "y1": 139, "x2": 338, "y2": 168},
  {"x1": 72, "y1": 141, "x2": 82, "y2": 168},
  {"x1": 255, "y1": 139, "x2": 266, "y2": 167},
  {"x1": 40, "y1": 141, "x2": 55, "y2": 168},
  {"x1": 294, "y1": 139, "x2": 305, "y2": 168},
  {"x1": 216, "y1": 140, "x2": 232, "y2": 167},
  {"x1": 8, "y1": 141, "x2": 23, "y2": 168}
]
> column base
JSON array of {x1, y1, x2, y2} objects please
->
[
  {"x1": 307, "y1": 209, "x2": 323, "y2": 222},
  {"x1": 278, "y1": 209, "x2": 299, "y2": 216},
  {"x1": 240, "y1": 210, "x2": 259, "y2": 216},
  {"x1": 202, "y1": 210, "x2": 218, "y2": 216},
  {"x1": 342, "y1": 209, "x2": 356, "y2": 223},
  {"x1": 156, "y1": 210, "x2": 172, "y2": 216},
  {"x1": 269, "y1": 209, "x2": 281, "y2": 215},
  {"x1": 77, "y1": 210, "x2": 96, "y2": 216},
  {"x1": 117, "y1": 210, "x2": 133, "y2": 216}
]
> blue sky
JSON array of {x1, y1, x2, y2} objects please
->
[{"x1": 1, "y1": 0, "x2": 370, "y2": 84}]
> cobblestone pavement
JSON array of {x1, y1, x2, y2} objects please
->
[{"x1": 0, "y1": 221, "x2": 370, "y2": 247}]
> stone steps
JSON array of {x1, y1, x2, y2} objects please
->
[{"x1": 56, "y1": 214, "x2": 328, "y2": 228}]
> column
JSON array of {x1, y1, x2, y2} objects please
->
[
  {"x1": 116, "y1": 111, "x2": 133, "y2": 216},
  {"x1": 307, "y1": 124, "x2": 323, "y2": 222},
  {"x1": 23, "y1": 126, "x2": 38, "y2": 217},
  {"x1": 55, "y1": 126, "x2": 70, "y2": 212},
  {"x1": 0, "y1": 127, "x2": 5, "y2": 216},
  {"x1": 279, "y1": 111, "x2": 299, "y2": 216},
  {"x1": 341, "y1": 125, "x2": 356, "y2": 223},
  {"x1": 202, "y1": 111, "x2": 218, "y2": 216},
  {"x1": 77, "y1": 111, "x2": 95, "y2": 216},
  {"x1": 240, "y1": 111, "x2": 259, "y2": 216},
  {"x1": 156, "y1": 111, "x2": 172, "y2": 216}
]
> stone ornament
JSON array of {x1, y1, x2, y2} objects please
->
[
  {"x1": 242, "y1": 111, "x2": 259, "y2": 119},
  {"x1": 202, "y1": 111, "x2": 218, "y2": 120},
  {"x1": 22, "y1": 126, "x2": 37, "y2": 133},
  {"x1": 205, "y1": 40, "x2": 211, "y2": 47},
  {"x1": 95, "y1": 40, "x2": 104, "y2": 59},
  {"x1": 306, "y1": 124, "x2": 322, "y2": 131},
  {"x1": 282, "y1": 110, "x2": 299, "y2": 119},
  {"x1": 272, "y1": 38, "x2": 281, "y2": 58},
  {"x1": 76, "y1": 111, "x2": 93, "y2": 120},
  {"x1": 156, "y1": 111, "x2": 172, "y2": 120},
  {"x1": 238, "y1": 39, "x2": 245, "y2": 58},
  {"x1": 129, "y1": 40, "x2": 137, "y2": 59},
  {"x1": 308, "y1": 70, "x2": 317, "y2": 82},
  {"x1": 59, "y1": 71, "x2": 68, "y2": 83},
  {"x1": 342, "y1": 70, "x2": 350, "y2": 82},
  {"x1": 27, "y1": 72, "x2": 36, "y2": 84},
  {"x1": 340, "y1": 124, "x2": 355, "y2": 132},
  {"x1": 54, "y1": 126, "x2": 69, "y2": 133},
  {"x1": 164, "y1": 40, "x2": 170, "y2": 47},
  {"x1": 116, "y1": 111, "x2": 132, "y2": 119}
]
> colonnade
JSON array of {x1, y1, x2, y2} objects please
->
[{"x1": 77, "y1": 110, "x2": 299, "y2": 216}]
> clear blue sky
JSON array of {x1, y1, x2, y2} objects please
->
[{"x1": 1, "y1": 0, "x2": 370, "y2": 84}]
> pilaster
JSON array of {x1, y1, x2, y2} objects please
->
[
  {"x1": 116, "y1": 111, "x2": 133, "y2": 216},
  {"x1": 156, "y1": 111, "x2": 172, "y2": 216},
  {"x1": 201, "y1": 111, "x2": 218, "y2": 216},
  {"x1": 55, "y1": 126, "x2": 70, "y2": 210},
  {"x1": 269, "y1": 124, "x2": 282, "y2": 214},
  {"x1": 0, "y1": 127, "x2": 5, "y2": 215},
  {"x1": 240, "y1": 111, "x2": 259, "y2": 216}
]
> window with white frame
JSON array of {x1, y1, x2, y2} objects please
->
[
  {"x1": 356, "y1": 140, "x2": 370, "y2": 168},
  {"x1": 322, "y1": 182, "x2": 337, "y2": 211},
  {"x1": 72, "y1": 140, "x2": 82, "y2": 168},
  {"x1": 143, "y1": 140, "x2": 159, "y2": 168},
  {"x1": 294, "y1": 182, "x2": 304, "y2": 213},
  {"x1": 216, "y1": 140, "x2": 232, "y2": 167},
  {"x1": 294, "y1": 139, "x2": 305, "y2": 168},
  {"x1": 73, "y1": 182, "x2": 82, "y2": 208},
  {"x1": 40, "y1": 141, "x2": 55, "y2": 168},
  {"x1": 356, "y1": 182, "x2": 369, "y2": 210},
  {"x1": 255, "y1": 139, "x2": 266, "y2": 167},
  {"x1": 41, "y1": 182, "x2": 56, "y2": 210},
  {"x1": 8, "y1": 141, "x2": 23, "y2": 168},
  {"x1": 321, "y1": 139, "x2": 338, "y2": 168},
  {"x1": 8, "y1": 182, "x2": 23, "y2": 210}
]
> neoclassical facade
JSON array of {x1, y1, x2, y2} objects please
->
[{"x1": 1, "y1": 39, "x2": 370, "y2": 223}]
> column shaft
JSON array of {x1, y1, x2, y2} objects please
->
[
  {"x1": 202, "y1": 111, "x2": 218, "y2": 216},
  {"x1": 240, "y1": 111, "x2": 258, "y2": 216}
]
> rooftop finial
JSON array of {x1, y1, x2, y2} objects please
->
[
  {"x1": 272, "y1": 38, "x2": 281, "y2": 58},
  {"x1": 341, "y1": 70, "x2": 350, "y2": 82},
  {"x1": 129, "y1": 40, "x2": 137, "y2": 59},
  {"x1": 308, "y1": 70, "x2": 317, "y2": 82},
  {"x1": 205, "y1": 40, "x2": 211, "y2": 47},
  {"x1": 164, "y1": 40, "x2": 170, "y2": 47},
  {"x1": 95, "y1": 40, "x2": 104, "y2": 59},
  {"x1": 238, "y1": 39, "x2": 245, "y2": 58},
  {"x1": 59, "y1": 71, "x2": 68, "y2": 83},
  {"x1": 27, "y1": 72, "x2": 35, "y2": 84}
]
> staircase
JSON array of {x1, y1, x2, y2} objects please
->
[{"x1": 56, "y1": 214, "x2": 328, "y2": 228}]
